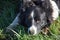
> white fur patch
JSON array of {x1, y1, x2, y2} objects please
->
[
  {"x1": 50, "y1": 0, "x2": 59, "y2": 20},
  {"x1": 31, "y1": 11, "x2": 34, "y2": 18},
  {"x1": 28, "y1": 11, "x2": 37, "y2": 35}
]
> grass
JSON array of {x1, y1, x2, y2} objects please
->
[{"x1": 0, "y1": 0, "x2": 60, "y2": 40}]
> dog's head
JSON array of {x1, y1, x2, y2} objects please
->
[
  {"x1": 21, "y1": 0, "x2": 52, "y2": 35},
  {"x1": 24, "y1": 6, "x2": 47, "y2": 35}
]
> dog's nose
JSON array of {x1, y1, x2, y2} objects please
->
[
  {"x1": 28, "y1": 25, "x2": 37, "y2": 35},
  {"x1": 29, "y1": 29, "x2": 34, "y2": 35}
]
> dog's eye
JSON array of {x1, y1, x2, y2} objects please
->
[
  {"x1": 36, "y1": 20, "x2": 40, "y2": 24},
  {"x1": 35, "y1": 19, "x2": 40, "y2": 24}
]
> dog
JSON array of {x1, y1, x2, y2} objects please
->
[{"x1": 6, "y1": 0, "x2": 59, "y2": 35}]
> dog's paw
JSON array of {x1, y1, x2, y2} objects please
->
[{"x1": 41, "y1": 27, "x2": 49, "y2": 35}]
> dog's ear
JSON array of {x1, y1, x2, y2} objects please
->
[
  {"x1": 41, "y1": 0, "x2": 51, "y2": 9},
  {"x1": 32, "y1": 0, "x2": 51, "y2": 9}
]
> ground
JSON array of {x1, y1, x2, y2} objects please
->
[{"x1": 0, "y1": 0, "x2": 60, "y2": 40}]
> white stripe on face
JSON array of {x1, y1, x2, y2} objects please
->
[
  {"x1": 31, "y1": 11, "x2": 34, "y2": 18},
  {"x1": 50, "y1": 0, "x2": 59, "y2": 20},
  {"x1": 28, "y1": 11, "x2": 37, "y2": 35}
]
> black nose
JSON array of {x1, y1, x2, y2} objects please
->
[{"x1": 29, "y1": 30, "x2": 34, "y2": 35}]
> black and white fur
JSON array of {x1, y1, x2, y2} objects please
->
[
  {"x1": 53, "y1": 0, "x2": 60, "y2": 9},
  {"x1": 6, "y1": 0, "x2": 60, "y2": 35}
]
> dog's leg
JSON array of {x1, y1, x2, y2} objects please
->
[{"x1": 6, "y1": 13, "x2": 20, "y2": 30}]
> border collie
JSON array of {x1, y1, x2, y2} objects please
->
[{"x1": 6, "y1": 0, "x2": 59, "y2": 35}]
